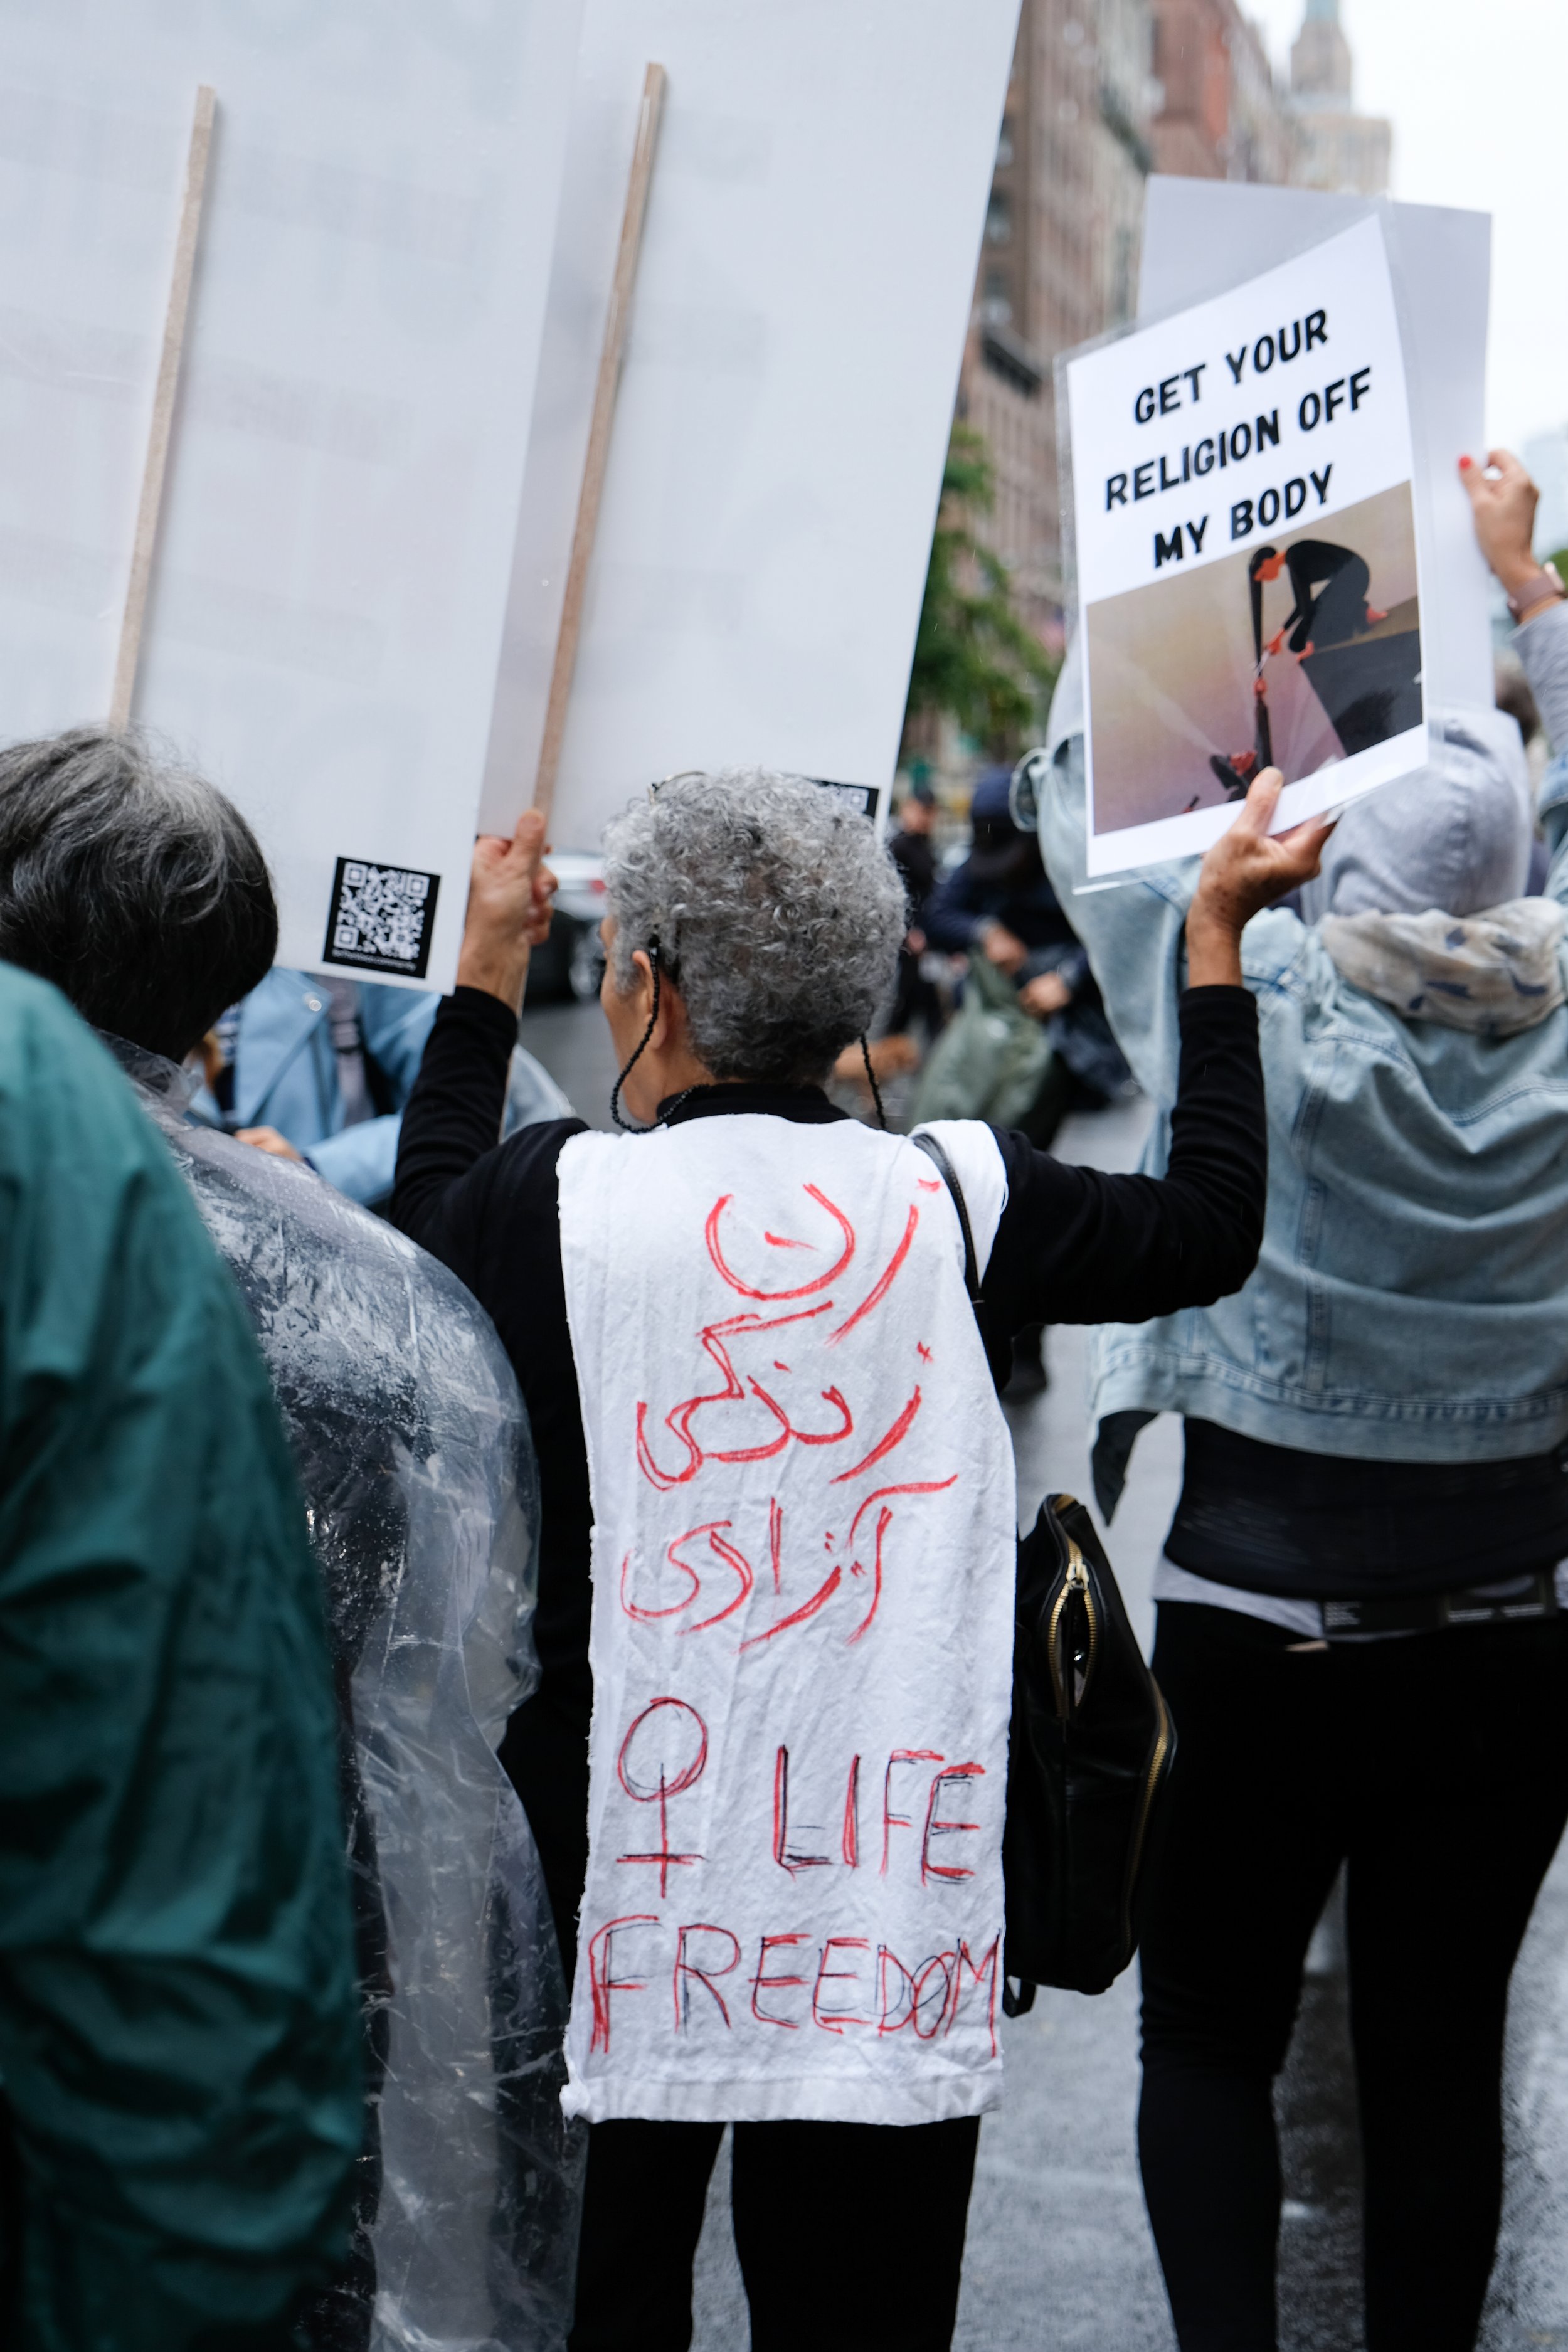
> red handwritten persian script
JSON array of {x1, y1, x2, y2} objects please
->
[{"x1": 558, "y1": 1115, "x2": 1017, "y2": 2124}]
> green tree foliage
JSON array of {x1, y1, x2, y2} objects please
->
[{"x1": 904, "y1": 423, "x2": 1059, "y2": 760}]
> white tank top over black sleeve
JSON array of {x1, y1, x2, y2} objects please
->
[
  {"x1": 391, "y1": 982, "x2": 1267, "y2": 2114},
  {"x1": 555, "y1": 1113, "x2": 1014, "y2": 2124}
]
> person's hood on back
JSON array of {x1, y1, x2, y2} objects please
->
[
  {"x1": 1271, "y1": 702, "x2": 1555, "y2": 1033},
  {"x1": 1300, "y1": 706, "x2": 1532, "y2": 923},
  {"x1": 1296, "y1": 705, "x2": 1554, "y2": 1032},
  {"x1": 1320, "y1": 898, "x2": 1567, "y2": 1037}
]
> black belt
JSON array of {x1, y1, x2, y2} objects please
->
[{"x1": 1320, "y1": 1572, "x2": 1559, "y2": 1640}]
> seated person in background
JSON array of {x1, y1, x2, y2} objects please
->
[
  {"x1": 196, "y1": 963, "x2": 571, "y2": 1211},
  {"x1": 0, "y1": 726, "x2": 578, "y2": 2352},
  {"x1": 1039, "y1": 587, "x2": 1567, "y2": 2352},
  {"x1": 0, "y1": 959, "x2": 359, "y2": 2349},
  {"x1": 391, "y1": 763, "x2": 1322, "y2": 2352}
]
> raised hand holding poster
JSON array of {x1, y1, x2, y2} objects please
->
[{"x1": 1066, "y1": 216, "x2": 1425, "y2": 877}]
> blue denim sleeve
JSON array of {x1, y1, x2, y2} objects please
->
[
  {"x1": 1542, "y1": 759, "x2": 1568, "y2": 884},
  {"x1": 356, "y1": 982, "x2": 441, "y2": 1107},
  {"x1": 307, "y1": 1113, "x2": 402, "y2": 1206},
  {"x1": 1517, "y1": 600, "x2": 1568, "y2": 760}
]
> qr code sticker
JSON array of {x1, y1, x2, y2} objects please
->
[{"x1": 322, "y1": 857, "x2": 440, "y2": 980}]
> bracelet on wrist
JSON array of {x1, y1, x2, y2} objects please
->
[{"x1": 1507, "y1": 561, "x2": 1566, "y2": 624}]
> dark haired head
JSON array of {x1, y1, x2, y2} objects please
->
[{"x1": 0, "y1": 726, "x2": 277, "y2": 1061}]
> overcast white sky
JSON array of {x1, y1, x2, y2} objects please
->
[{"x1": 1243, "y1": 0, "x2": 1567, "y2": 455}]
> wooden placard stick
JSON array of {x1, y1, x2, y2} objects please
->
[
  {"x1": 110, "y1": 83, "x2": 216, "y2": 732},
  {"x1": 532, "y1": 61, "x2": 667, "y2": 824}
]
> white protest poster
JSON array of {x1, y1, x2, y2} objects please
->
[
  {"x1": 478, "y1": 0, "x2": 1023, "y2": 850},
  {"x1": 1136, "y1": 177, "x2": 1493, "y2": 714},
  {"x1": 0, "y1": 4, "x2": 582, "y2": 990},
  {"x1": 1067, "y1": 216, "x2": 1426, "y2": 877}
]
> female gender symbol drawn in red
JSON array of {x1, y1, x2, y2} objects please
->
[{"x1": 615, "y1": 1697, "x2": 709, "y2": 1896}]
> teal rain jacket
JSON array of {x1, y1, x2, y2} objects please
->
[{"x1": 0, "y1": 967, "x2": 361, "y2": 2349}]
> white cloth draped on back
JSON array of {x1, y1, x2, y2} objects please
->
[{"x1": 557, "y1": 1113, "x2": 1016, "y2": 2125}]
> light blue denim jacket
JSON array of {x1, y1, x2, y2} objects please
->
[
  {"x1": 1039, "y1": 711, "x2": 1568, "y2": 1466},
  {"x1": 189, "y1": 970, "x2": 439, "y2": 1206},
  {"x1": 189, "y1": 970, "x2": 572, "y2": 1208}
]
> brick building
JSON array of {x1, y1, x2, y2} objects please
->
[
  {"x1": 958, "y1": 0, "x2": 1157, "y2": 635},
  {"x1": 955, "y1": 0, "x2": 1385, "y2": 647},
  {"x1": 1148, "y1": 0, "x2": 1295, "y2": 184}
]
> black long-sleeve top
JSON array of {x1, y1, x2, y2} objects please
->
[{"x1": 393, "y1": 984, "x2": 1264, "y2": 1727}]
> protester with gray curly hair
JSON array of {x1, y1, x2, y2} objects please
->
[
  {"x1": 394, "y1": 765, "x2": 1325, "y2": 2352},
  {"x1": 598, "y1": 770, "x2": 909, "y2": 1091}
]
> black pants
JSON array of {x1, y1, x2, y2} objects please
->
[
  {"x1": 568, "y1": 2114, "x2": 980, "y2": 2352},
  {"x1": 1138, "y1": 1602, "x2": 1568, "y2": 2352}
]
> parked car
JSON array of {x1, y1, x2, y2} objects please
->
[{"x1": 524, "y1": 850, "x2": 607, "y2": 1004}]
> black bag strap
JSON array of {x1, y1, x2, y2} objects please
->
[{"x1": 911, "y1": 1130, "x2": 982, "y2": 1306}]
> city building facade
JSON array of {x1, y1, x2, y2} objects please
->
[
  {"x1": 955, "y1": 0, "x2": 1387, "y2": 652},
  {"x1": 958, "y1": 0, "x2": 1157, "y2": 635},
  {"x1": 1148, "y1": 0, "x2": 1293, "y2": 184},
  {"x1": 1286, "y1": 0, "x2": 1391, "y2": 195}
]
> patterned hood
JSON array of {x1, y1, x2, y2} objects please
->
[{"x1": 1320, "y1": 898, "x2": 1567, "y2": 1037}]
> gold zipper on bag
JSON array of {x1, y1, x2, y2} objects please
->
[
  {"x1": 1121, "y1": 1688, "x2": 1174, "y2": 1951},
  {"x1": 1046, "y1": 1538, "x2": 1099, "y2": 1721}
]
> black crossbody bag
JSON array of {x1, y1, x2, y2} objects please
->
[{"x1": 911, "y1": 1131, "x2": 1178, "y2": 2009}]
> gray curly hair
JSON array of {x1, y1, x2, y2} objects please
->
[{"x1": 601, "y1": 770, "x2": 908, "y2": 1086}]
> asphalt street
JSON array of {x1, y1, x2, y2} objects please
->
[{"x1": 519, "y1": 996, "x2": 1568, "y2": 2350}]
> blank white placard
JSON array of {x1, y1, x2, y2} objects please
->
[
  {"x1": 0, "y1": 3, "x2": 583, "y2": 989},
  {"x1": 479, "y1": 0, "x2": 1023, "y2": 850}
]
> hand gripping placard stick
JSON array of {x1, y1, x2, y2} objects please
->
[
  {"x1": 110, "y1": 85, "x2": 216, "y2": 732},
  {"x1": 532, "y1": 63, "x2": 667, "y2": 825}
]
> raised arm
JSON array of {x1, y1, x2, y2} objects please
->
[
  {"x1": 1459, "y1": 447, "x2": 1567, "y2": 739},
  {"x1": 983, "y1": 985, "x2": 1266, "y2": 1333},
  {"x1": 1457, "y1": 448, "x2": 1568, "y2": 862},
  {"x1": 392, "y1": 809, "x2": 560, "y2": 1255},
  {"x1": 989, "y1": 756, "x2": 1331, "y2": 1338}
]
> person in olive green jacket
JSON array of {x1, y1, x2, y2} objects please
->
[{"x1": 0, "y1": 955, "x2": 361, "y2": 2349}]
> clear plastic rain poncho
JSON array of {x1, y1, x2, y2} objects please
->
[{"x1": 112, "y1": 1040, "x2": 583, "y2": 2352}]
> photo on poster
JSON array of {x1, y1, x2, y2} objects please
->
[
  {"x1": 1086, "y1": 481, "x2": 1421, "y2": 838},
  {"x1": 1065, "y1": 215, "x2": 1428, "y2": 876}
]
